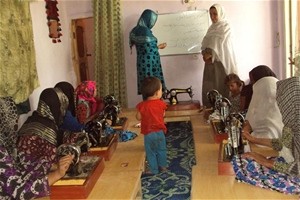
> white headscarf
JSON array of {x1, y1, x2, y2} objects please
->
[
  {"x1": 246, "y1": 77, "x2": 283, "y2": 139},
  {"x1": 201, "y1": 4, "x2": 237, "y2": 74}
]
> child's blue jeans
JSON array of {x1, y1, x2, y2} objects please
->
[{"x1": 144, "y1": 130, "x2": 167, "y2": 174}]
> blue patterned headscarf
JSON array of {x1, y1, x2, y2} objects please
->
[{"x1": 129, "y1": 9, "x2": 158, "y2": 48}]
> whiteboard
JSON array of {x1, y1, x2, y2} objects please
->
[{"x1": 152, "y1": 10, "x2": 209, "y2": 56}]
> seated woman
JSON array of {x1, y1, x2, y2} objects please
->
[
  {"x1": 243, "y1": 65, "x2": 282, "y2": 139},
  {"x1": 55, "y1": 81, "x2": 84, "y2": 132},
  {"x1": 18, "y1": 88, "x2": 69, "y2": 164},
  {"x1": 75, "y1": 81, "x2": 104, "y2": 124},
  {"x1": 240, "y1": 65, "x2": 277, "y2": 112},
  {"x1": 232, "y1": 77, "x2": 300, "y2": 195},
  {"x1": 0, "y1": 96, "x2": 73, "y2": 199}
]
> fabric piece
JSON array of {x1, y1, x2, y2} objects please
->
[
  {"x1": 246, "y1": 77, "x2": 283, "y2": 139},
  {"x1": 136, "y1": 99, "x2": 167, "y2": 134},
  {"x1": 0, "y1": 1, "x2": 39, "y2": 104},
  {"x1": 94, "y1": 0, "x2": 128, "y2": 107},
  {"x1": 232, "y1": 155, "x2": 300, "y2": 195},
  {"x1": 201, "y1": 4, "x2": 237, "y2": 75},
  {"x1": 118, "y1": 130, "x2": 137, "y2": 142},
  {"x1": 129, "y1": 9, "x2": 167, "y2": 94}
]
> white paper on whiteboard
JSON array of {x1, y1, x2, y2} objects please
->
[{"x1": 152, "y1": 10, "x2": 209, "y2": 56}]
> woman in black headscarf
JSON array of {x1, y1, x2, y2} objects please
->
[
  {"x1": 0, "y1": 96, "x2": 73, "y2": 199},
  {"x1": 17, "y1": 88, "x2": 69, "y2": 164},
  {"x1": 55, "y1": 81, "x2": 84, "y2": 133}
]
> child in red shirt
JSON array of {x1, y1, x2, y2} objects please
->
[{"x1": 136, "y1": 77, "x2": 168, "y2": 175}]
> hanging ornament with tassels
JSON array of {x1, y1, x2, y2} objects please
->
[{"x1": 45, "y1": 0, "x2": 62, "y2": 43}]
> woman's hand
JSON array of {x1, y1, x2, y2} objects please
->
[
  {"x1": 242, "y1": 130, "x2": 255, "y2": 143},
  {"x1": 158, "y1": 43, "x2": 167, "y2": 49},
  {"x1": 202, "y1": 52, "x2": 212, "y2": 63},
  {"x1": 242, "y1": 152, "x2": 274, "y2": 168},
  {"x1": 57, "y1": 154, "x2": 74, "y2": 177},
  {"x1": 48, "y1": 154, "x2": 74, "y2": 185}
]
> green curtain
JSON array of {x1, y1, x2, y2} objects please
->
[
  {"x1": 0, "y1": 0, "x2": 39, "y2": 104},
  {"x1": 93, "y1": 0, "x2": 128, "y2": 107}
]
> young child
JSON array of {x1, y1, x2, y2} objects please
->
[
  {"x1": 136, "y1": 77, "x2": 168, "y2": 175},
  {"x1": 224, "y1": 73, "x2": 244, "y2": 113}
]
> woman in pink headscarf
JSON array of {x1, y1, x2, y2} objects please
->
[{"x1": 75, "y1": 81, "x2": 104, "y2": 124}]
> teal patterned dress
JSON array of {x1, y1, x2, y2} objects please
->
[{"x1": 129, "y1": 9, "x2": 166, "y2": 95}]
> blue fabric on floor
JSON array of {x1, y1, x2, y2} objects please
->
[{"x1": 141, "y1": 121, "x2": 196, "y2": 200}]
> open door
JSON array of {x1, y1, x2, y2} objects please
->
[{"x1": 71, "y1": 17, "x2": 95, "y2": 84}]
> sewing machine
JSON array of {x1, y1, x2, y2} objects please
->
[
  {"x1": 224, "y1": 113, "x2": 245, "y2": 160},
  {"x1": 164, "y1": 86, "x2": 194, "y2": 105},
  {"x1": 56, "y1": 131, "x2": 91, "y2": 176},
  {"x1": 206, "y1": 89, "x2": 222, "y2": 110}
]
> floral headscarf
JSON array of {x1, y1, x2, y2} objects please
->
[{"x1": 75, "y1": 81, "x2": 97, "y2": 115}]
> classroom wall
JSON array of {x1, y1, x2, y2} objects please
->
[
  {"x1": 19, "y1": 0, "x2": 285, "y2": 124},
  {"x1": 123, "y1": 0, "x2": 285, "y2": 107}
]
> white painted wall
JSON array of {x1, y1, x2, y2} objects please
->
[{"x1": 20, "y1": 0, "x2": 285, "y2": 125}]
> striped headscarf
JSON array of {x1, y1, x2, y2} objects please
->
[{"x1": 18, "y1": 88, "x2": 68, "y2": 146}]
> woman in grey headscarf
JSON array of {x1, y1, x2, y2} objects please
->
[{"x1": 231, "y1": 77, "x2": 300, "y2": 195}]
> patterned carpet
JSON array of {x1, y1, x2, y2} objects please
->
[{"x1": 141, "y1": 121, "x2": 196, "y2": 200}]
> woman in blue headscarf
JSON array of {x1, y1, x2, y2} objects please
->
[{"x1": 129, "y1": 9, "x2": 167, "y2": 96}]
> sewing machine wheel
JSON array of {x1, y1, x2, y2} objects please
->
[
  {"x1": 226, "y1": 113, "x2": 245, "y2": 124},
  {"x1": 57, "y1": 144, "x2": 80, "y2": 165},
  {"x1": 215, "y1": 97, "x2": 231, "y2": 111}
]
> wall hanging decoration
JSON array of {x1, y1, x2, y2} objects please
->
[{"x1": 45, "y1": 0, "x2": 62, "y2": 43}]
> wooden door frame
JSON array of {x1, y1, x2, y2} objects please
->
[{"x1": 71, "y1": 17, "x2": 92, "y2": 84}]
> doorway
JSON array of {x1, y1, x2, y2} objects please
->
[{"x1": 71, "y1": 17, "x2": 95, "y2": 84}]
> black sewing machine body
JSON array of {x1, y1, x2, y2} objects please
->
[
  {"x1": 57, "y1": 131, "x2": 91, "y2": 176},
  {"x1": 223, "y1": 113, "x2": 245, "y2": 160},
  {"x1": 164, "y1": 86, "x2": 194, "y2": 105}
]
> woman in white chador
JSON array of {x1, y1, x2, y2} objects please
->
[
  {"x1": 201, "y1": 3, "x2": 237, "y2": 107},
  {"x1": 245, "y1": 76, "x2": 283, "y2": 139}
]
